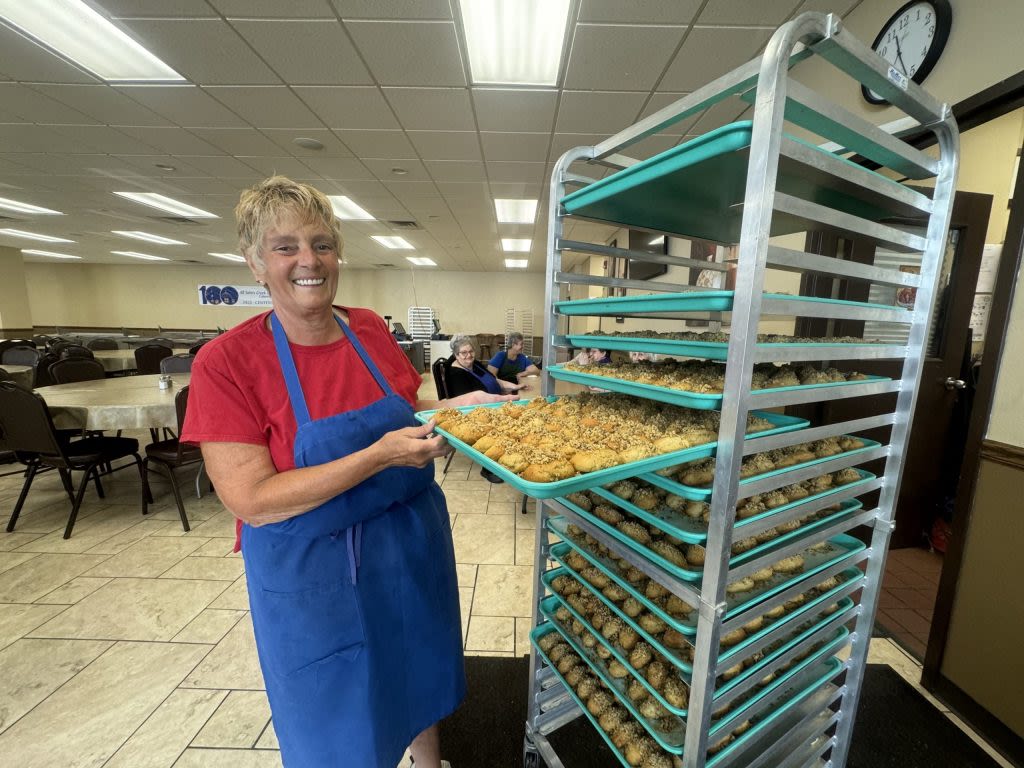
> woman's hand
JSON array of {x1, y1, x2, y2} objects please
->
[
  {"x1": 445, "y1": 391, "x2": 516, "y2": 408},
  {"x1": 373, "y1": 420, "x2": 449, "y2": 469}
]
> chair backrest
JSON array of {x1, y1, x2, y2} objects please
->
[
  {"x1": 49, "y1": 340, "x2": 74, "y2": 356},
  {"x1": 160, "y1": 353, "x2": 195, "y2": 374},
  {"x1": 431, "y1": 356, "x2": 450, "y2": 399},
  {"x1": 86, "y1": 337, "x2": 119, "y2": 350},
  {"x1": 33, "y1": 352, "x2": 61, "y2": 388},
  {"x1": 0, "y1": 367, "x2": 12, "y2": 382},
  {"x1": 0, "y1": 339, "x2": 34, "y2": 358},
  {"x1": 0, "y1": 381, "x2": 66, "y2": 458},
  {"x1": 59, "y1": 344, "x2": 94, "y2": 360},
  {"x1": 50, "y1": 357, "x2": 106, "y2": 384},
  {"x1": 148, "y1": 337, "x2": 176, "y2": 348},
  {"x1": 187, "y1": 339, "x2": 210, "y2": 355},
  {"x1": 135, "y1": 343, "x2": 173, "y2": 374},
  {"x1": 1, "y1": 345, "x2": 40, "y2": 367}
]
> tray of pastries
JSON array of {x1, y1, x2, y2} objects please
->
[{"x1": 416, "y1": 393, "x2": 808, "y2": 498}]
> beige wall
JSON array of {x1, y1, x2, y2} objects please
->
[
  {"x1": 987, "y1": 263, "x2": 1024, "y2": 447},
  {"x1": 0, "y1": 246, "x2": 33, "y2": 331}
]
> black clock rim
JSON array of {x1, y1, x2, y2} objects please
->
[{"x1": 860, "y1": 0, "x2": 952, "y2": 105}]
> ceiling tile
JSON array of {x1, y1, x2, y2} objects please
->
[
  {"x1": 49, "y1": 126, "x2": 166, "y2": 155},
  {"x1": 301, "y1": 157, "x2": 376, "y2": 179},
  {"x1": 490, "y1": 181, "x2": 544, "y2": 199},
  {"x1": 188, "y1": 128, "x2": 282, "y2": 155},
  {"x1": 471, "y1": 89, "x2": 558, "y2": 133},
  {"x1": 294, "y1": 87, "x2": 399, "y2": 129},
  {"x1": 113, "y1": 155, "x2": 219, "y2": 177},
  {"x1": 437, "y1": 181, "x2": 489, "y2": 198},
  {"x1": 115, "y1": 86, "x2": 248, "y2": 128},
  {"x1": 565, "y1": 25, "x2": 684, "y2": 91},
  {"x1": 334, "y1": 130, "x2": 417, "y2": 158},
  {"x1": 548, "y1": 133, "x2": 606, "y2": 163},
  {"x1": 362, "y1": 158, "x2": 432, "y2": 182},
  {"x1": 104, "y1": 0, "x2": 219, "y2": 16},
  {"x1": 687, "y1": 98, "x2": 748, "y2": 134},
  {"x1": 33, "y1": 84, "x2": 168, "y2": 126},
  {"x1": 331, "y1": 0, "x2": 453, "y2": 19},
  {"x1": 210, "y1": 0, "x2": 337, "y2": 16},
  {"x1": 261, "y1": 129, "x2": 354, "y2": 157},
  {"x1": 345, "y1": 21, "x2": 466, "y2": 86},
  {"x1": 579, "y1": 0, "x2": 702, "y2": 23},
  {"x1": 204, "y1": 87, "x2": 325, "y2": 130},
  {"x1": 113, "y1": 127, "x2": 226, "y2": 156},
  {"x1": 383, "y1": 88, "x2": 475, "y2": 131},
  {"x1": 0, "y1": 84, "x2": 98, "y2": 125},
  {"x1": 486, "y1": 162, "x2": 547, "y2": 184},
  {"x1": 795, "y1": 0, "x2": 861, "y2": 16},
  {"x1": 697, "y1": 0, "x2": 803, "y2": 26},
  {"x1": 660, "y1": 28, "x2": 774, "y2": 92},
  {"x1": 330, "y1": 179, "x2": 390, "y2": 197},
  {"x1": 0, "y1": 26, "x2": 98, "y2": 84},
  {"x1": 480, "y1": 133, "x2": 550, "y2": 163},
  {"x1": 236, "y1": 156, "x2": 314, "y2": 177},
  {"x1": 229, "y1": 20, "x2": 373, "y2": 85},
  {"x1": 423, "y1": 160, "x2": 486, "y2": 182},
  {"x1": 638, "y1": 93, "x2": 702, "y2": 135},
  {"x1": 407, "y1": 131, "x2": 482, "y2": 161},
  {"x1": 555, "y1": 91, "x2": 648, "y2": 134},
  {"x1": 118, "y1": 19, "x2": 281, "y2": 84},
  {"x1": 175, "y1": 155, "x2": 267, "y2": 178}
]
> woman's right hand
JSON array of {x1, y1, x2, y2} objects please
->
[{"x1": 374, "y1": 420, "x2": 449, "y2": 469}]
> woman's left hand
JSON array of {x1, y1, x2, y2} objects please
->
[{"x1": 446, "y1": 391, "x2": 516, "y2": 407}]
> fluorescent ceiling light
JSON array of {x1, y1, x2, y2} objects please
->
[
  {"x1": 209, "y1": 252, "x2": 246, "y2": 263},
  {"x1": 371, "y1": 235, "x2": 414, "y2": 250},
  {"x1": 502, "y1": 238, "x2": 531, "y2": 252},
  {"x1": 495, "y1": 198, "x2": 538, "y2": 224},
  {"x1": 459, "y1": 0, "x2": 571, "y2": 86},
  {"x1": 111, "y1": 250, "x2": 169, "y2": 262},
  {"x1": 113, "y1": 191, "x2": 218, "y2": 219},
  {"x1": 22, "y1": 248, "x2": 79, "y2": 259},
  {"x1": 112, "y1": 230, "x2": 187, "y2": 245},
  {"x1": 406, "y1": 257, "x2": 436, "y2": 267},
  {"x1": 0, "y1": 228, "x2": 73, "y2": 243},
  {"x1": 0, "y1": 0, "x2": 184, "y2": 82},
  {"x1": 0, "y1": 196, "x2": 62, "y2": 215},
  {"x1": 504, "y1": 259, "x2": 529, "y2": 269},
  {"x1": 328, "y1": 195, "x2": 374, "y2": 221}
]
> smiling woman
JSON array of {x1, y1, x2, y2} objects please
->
[{"x1": 179, "y1": 176, "x2": 512, "y2": 768}]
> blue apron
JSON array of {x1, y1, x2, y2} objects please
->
[{"x1": 241, "y1": 313, "x2": 465, "y2": 768}]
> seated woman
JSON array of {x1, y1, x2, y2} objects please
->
[
  {"x1": 487, "y1": 331, "x2": 540, "y2": 384},
  {"x1": 446, "y1": 335, "x2": 524, "y2": 398}
]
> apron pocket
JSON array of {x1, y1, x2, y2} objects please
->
[{"x1": 258, "y1": 581, "x2": 366, "y2": 677}]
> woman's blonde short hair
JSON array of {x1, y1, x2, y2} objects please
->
[{"x1": 235, "y1": 176, "x2": 344, "y2": 268}]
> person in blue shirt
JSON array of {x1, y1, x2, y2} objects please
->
[
  {"x1": 446, "y1": 335, "x2": 524, "y2": 398},
  {"x1": 486, "y1": 331, "x2": 540, "y2": 384}
]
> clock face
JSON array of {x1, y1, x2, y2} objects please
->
[{"x1": 863, "y1": 0, "x2": 952, "y2": 104}]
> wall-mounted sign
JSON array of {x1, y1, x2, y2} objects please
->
[{"x1": 197, "y1": 284, "x2": 271, "y2": 307}]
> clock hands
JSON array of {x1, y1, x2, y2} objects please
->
[{"x1": 892, "y1": 33, "x2": 910, "y2": 76}]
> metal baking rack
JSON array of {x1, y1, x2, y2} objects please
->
[{"x1": 524, "y1": 11, "x2": 958, "y2": 768}]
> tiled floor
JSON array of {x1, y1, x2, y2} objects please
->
[
  {"x1": 876, "y1": 546, "x2": 944, "y2": 660},
  {"x1": 0, "y1": 381, "x2": 1012, "y2": 767}
]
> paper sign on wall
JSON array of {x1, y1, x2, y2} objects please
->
[{"x1": 197, "y1": 284, "x2": 272, "y2": 307}]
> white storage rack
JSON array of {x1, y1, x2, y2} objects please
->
[
  {"x1": 524, "y1": 12, "x2": 958, "y2": 768},
  {"x1": 408, "y1": 306, "x2": 437, "y2": 364}
]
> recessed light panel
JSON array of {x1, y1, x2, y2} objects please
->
[
  {"x1": 0, "y1": 228, "x2": 73, "y2": 243},
  {"x1": 494, "y1": 199, "x2": 538, "y2": 224},
  {"x1": 111, "y1": 250, "x2": 169, "y2": 262},
  {"x1": 113, "y1": 192, "x2": 217, "y2": 219},
  {"x1": 0, "y1": 196, "x2": 62, "y2": 215},
  {"x1": 328, "y1": 196, "x2": 375, "y2": 221},
  {"x1": 459, "y1": 0, "x2": 571, "y2": 86},
  {"x1": 209, "y1": 252, "x2": 246, "y2": 263},
  {"x1": 406, "y1": 257, "x2": 436, "y2": 266},
  {"x1": 112, "y1": 230, "x2": 187, "y2": 245},
  {"x1": 22, "y1": 248, "x2": 80, "y2": 259},
  {"x1": 372, "y1": 235, "x2": 414, "y2": 249},
  {"x1": 501, "y1": 238, "x2": 531, "y2": 252},
  {"x1": 504, "y1": 259, "x2": 529, "y2": 269},
  {"x1": 0, "y1": 0, "x2": 184, "y2": 82}
]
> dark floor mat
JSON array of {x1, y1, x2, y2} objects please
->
[{"x1": 438, "y1": 656, "x2": 1000, "y2": 768}]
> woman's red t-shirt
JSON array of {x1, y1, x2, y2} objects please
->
[{"x1": 180, "y1": 307, "x2": 423, "y2": 549}]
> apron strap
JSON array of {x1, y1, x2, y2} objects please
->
[{"x1": 336, "y1": 318, "x2": 395, "y2": 397}]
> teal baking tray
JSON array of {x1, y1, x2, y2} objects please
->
[
  {"x1": 414, "y1": 399, "x2": 808, "y2": 499},
  {"x1": 548, "y1": 363, "x2": 891, "y2": 411},
  {"x1": 547, "y1": 532, "x2": 866, "y2": 635},
  {"x1": 555, "y1": 291, "x2": 905, "y2": 318},
  {"x1": 565, "y1": 334, "x2": 888, "y2": 362},
  {"x1": 590, "y1": 468, "x2": 875, "y2": 544},
  {"x1": 560, "y1": 119, "x2": 905, "y2": 242},
  {"x1": 641, "y1": 438, "x2": 883, "y2": 501},
  {"x1": 542, "y1": 565, "x2": 854, "y2": 695}
]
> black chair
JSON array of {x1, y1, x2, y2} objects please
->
[
  {"x1": 50, "y1": 358, "x2": 107, "y2": 384},
  {"x1": 148, "y1": 337, "x2": 176, "y2": 349},
  {"x1": 135, "y1": 344, "x2": 173, "y2": 374},
  {"x1": 58, "y1": 344, "x2": 94, "y2": 360},
  {"x1": 0, "y1": 381, "x2": 147, "y2": 539},
  {"x1": 0, "y1": 339, "x2": 35, "y2": 359},
  {"x1": 188, "y1": 339, "x2": 210, "y2": 355},
  {"x1": 1, "y1": 345, "x2": 40, "y2": 367},
  {"x1": 33, "y1": 352, "x2": 62, "y2": 388},
  {"x1": 159, "y1": 354, "x2": 195, "y2": 374},
  {"x1": 142, "y1": 386, "x2": 201, "y2": 532},
  {"x1": 86, "y1": 337, "x2": 119, "y2": 350}
]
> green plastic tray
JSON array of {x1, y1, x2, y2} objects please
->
[
  {"x1": 414, "y1": 398, "x2": 808, "y2": 499},
  {"x1": 565, "y1": 334, "x2": 889, "y2": 362},
  {"x1": 547, "y1": 533, "x2": 866, "y2": 635},
  {"x1": 555, "y1": 291, "x2": 906, "y2": 318},
  {"x1": 548, "y1": 364, "x2": 891, "y2": 411},
  {"x1": 641, "y1": 439, "x2": 882, "y2": 501},
  {"x1": 590, "y1": 468, "x2": 875, "y2": 544},
  {"x1": 561, "y1": 119, "x2": 905, "y2": 242}
]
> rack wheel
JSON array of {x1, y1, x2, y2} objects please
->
[{"x1": 523, "y1": 751, "x2": 540, "y2": 768}]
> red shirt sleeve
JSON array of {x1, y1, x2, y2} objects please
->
[{"x1": 181, "y1": 341, "x2": 267, "y2": 448}]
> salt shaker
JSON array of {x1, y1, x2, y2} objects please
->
[{"x1": 158, "y1": 374, "x2": 172, "y2": 391}]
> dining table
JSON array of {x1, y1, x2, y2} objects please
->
[
  {"x1": 2, "y1": 363, "x2": 33, "y2": 389},
  {"x1": 34, "y1": 373, "x2": 190, "y2": 432},
  {"x1": 92, "y1": 348, "x2": 190, "y2": 374}
]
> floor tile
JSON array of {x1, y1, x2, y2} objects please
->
[
  {"x1": 191, "y1": 538, "x2": 238, "y2": 558},
  {"x1": 30, "y1": 577, "x2": 229, "y2": 642},
  {"x1": 255, "y1": 720, "x2": 278, "y2": 750},
  {"x1": 451, "y1": 514, "x2": 515, "y2": 565},
  {"x1": 487, "y1": 501, "x2": 517, "y2": 515},
  {"x1": 13, "y1": 510, "x2": 149, "y2": 555},
  {"x1": 172, "y1": 748, "x2": 283, "y2": 767},
  {"x1": 172, "y1": 609, "x2": 247, "y2": 645},
  {"x1": 84, "y1": 518, "x2": 177, "y2": 555},
  {"x1": 181, "y1": 615, "x2": 265, "y2": 691},
  {"x1": 459, "y1": 587, "x2": 473, "y2": 644},
  {"x1": 488, "y1": 483, "x2": 525, "y2": 503},
  {"x1": 0, "y1": 640, "x2": 211, "y2": 768},
  {"x1": 0, "y1": 603, "x2": 68, "y2": 651},
  {"x1": 160, "y1": 556, "x2": 246, "y2": 581},
  {"x1": 515, "y1": 617, "x2": 533, "y2": 657},
  {"x1": 0, "y1": 550, "x2": 40, "y2": 575},
  {"x1": 455, "y1": 563, "x2": 477, "y2": 588},
  {"x1": 443, "y1": 487, "x2": 491, "y2": 515},
  {"x1": 192, "y1": 690, "x2": 271, "y2": 748},
  {"x1": 0, "y1": 532, "x2": 44, "y2": 551},
  {"x1": 472, "y1": 564, "x2": 535, "y2": 617},
  {"x1": 105, "y1": 688, "x2": 228, "y2": 768},
  {"x1": 0, "y1": 638, "x2": 113, "y2": 733},
  {"x1": 83, "y1": 536, "x2": 207, "y2": 578},
  {"x1": 0, "y1": 552, "x2": 109, "y2": 603},
  {"x1": 34, "y1": 576, "x2": 112, "y2": 605},
  {"x1": 515, "y1": 528, "x2": 536, "y2": 566},
  {"x1": 464, "y1": 615, "x2": 514, "y2": 652},
  {"x1": 209, "y1": 575, "x2": 250, "y2": 610}
]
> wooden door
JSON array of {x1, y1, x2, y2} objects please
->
[{"x1": 793, "y1": 191, "x2": 993, "y2": 548}]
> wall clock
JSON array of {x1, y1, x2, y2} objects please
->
[{"x1": 862, "y1": 0, "x2": 952, "y2": 104}]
